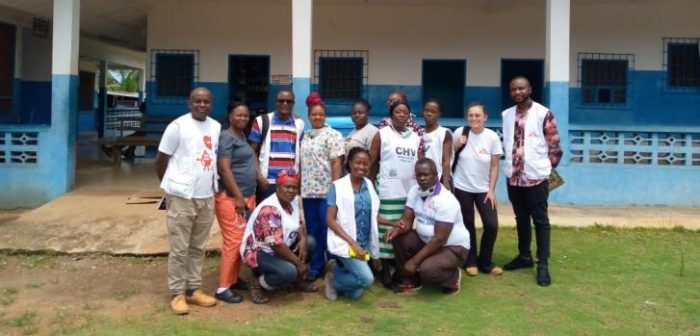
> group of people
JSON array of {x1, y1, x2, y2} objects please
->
[{"x1": 155, "y1": 75, "x2": 561, "y2": 315}]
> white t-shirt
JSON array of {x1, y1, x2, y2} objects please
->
[
  {"x1": 159, "y1": 114, "x2": 221, "y2": 199},
  {"x1": 406, "y1": 184, "x2": 470, "y2": 250},
  {"x1": 452, "y1": 127, "x2": 503, "y2": 193},
  {"x1": 422, "y1": 126, "x2": 450, "y2": 179}
]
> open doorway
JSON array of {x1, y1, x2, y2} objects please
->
[
  {"x1": 422, "y1": 59, "x2": 466, "y2": 118},
  {"x1": 228, "y1": 55, "x2": 270, "y2": 113},
  {"x1": 501, "y1": 59, "x2": 544, "y2": 110}
]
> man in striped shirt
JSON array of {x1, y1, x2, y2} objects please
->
[{"x1": 249, "y1": 89, "x2": 305, "y2": 201}]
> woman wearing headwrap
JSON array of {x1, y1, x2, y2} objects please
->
[
  {"x1": 299, "y1": 92, "x2": 345, "y2": 280},
  {"x1": 368, "y1": 100, "x2": 423, "y2": 288},
  {"x1": 240, "y1": 169, "x2": 319, "y2": 304}
]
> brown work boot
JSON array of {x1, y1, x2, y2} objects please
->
[
  {"x1": 170, "y1": 295, "x2": 189, "y2": 315},
  {"x1": 465, "y1": 266, "x2": 479, "y2": 277},
  {"x1": 186, "y1": 289, "x2": 217, "y2": 307}
]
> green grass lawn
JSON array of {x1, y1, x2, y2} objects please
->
[{"x1": 52, "y1": 227, "x2": 700, "y2": 335}]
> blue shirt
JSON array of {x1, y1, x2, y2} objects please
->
[{"x1": 327, "y1": 179, "x2": 372, "y2": 250}]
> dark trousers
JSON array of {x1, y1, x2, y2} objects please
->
[
  {"x1": 392, "y1": 231, "x2": 468, "y2": 290},
  {"x1": 253, "y1": 235, "x2": 316, "y2": 289},
  {"x1": 454, "y1": 188, "x2": 499, "y2": 269},
  {"x1": 506, "y1": 181, "x2": 550, "y2": 264}
]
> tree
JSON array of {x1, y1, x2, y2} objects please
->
[{"x1": 107, "y1": 69, "x2": 140, "y2": 92}]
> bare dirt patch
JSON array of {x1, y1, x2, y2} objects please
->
[{"x1": 0, "y1": 253, "x2": 318, "y2": 335}]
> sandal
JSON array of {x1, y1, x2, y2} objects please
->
[
  {"x1": 296, "y1": 280, "x2": 319, "y2": 293},
  {"x1": 249, "y1": 279, "x2": 270, "y2": 304}
]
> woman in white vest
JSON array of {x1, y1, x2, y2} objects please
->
[
  {"x1": 368, "y1": 100, "x2": 422, "y2": 288},
  {"x1": 421, "y1": 99, "x2": 453, "y2": 187},
  {"x1": 324, "y1": 147, "x2": 379, "y2": 300},
  {"x1": 240, "y1": 169, "x2": 318, "y2": 304}
]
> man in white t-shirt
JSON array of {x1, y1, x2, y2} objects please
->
[
  {"x1": 385, "y1": 158, "x2": 470, "y2": 295},
  {"x1": 155, "y1": 87, "x2": 221, "y2": 315}
]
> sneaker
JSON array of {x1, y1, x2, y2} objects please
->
[
  {"x1": 170, "y1": 295, "x2": 189, "y2": 315},
  {"x1": 215, "y1": 288, "x2": 243, "y2": 304},
  {"x1": 536, "y1": 263, "x2": 551, "y2": 286},
  {"x1": 186, "y1": 289, "x2": 217, "y2": 307},
  {"x1": 503, "y1": 255, "x2": 534, "y2": 271},
  {"x1": 443, "y1": 267, "x2": 462, "y2": 295},
  {"x1": 324, "y1": 260, "x2": 337, "y2": 301},
  {"x1": 465, "y1": 266, "x2": 479, "y2": 277},
  {"x1": 392, "y1": 281, "x2": 422, "y2": 294}
]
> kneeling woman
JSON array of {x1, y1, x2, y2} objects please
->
[
  {"x1": 324, "y1": 148, "x2": 379, "y2": 300},
  {"x1": 240, "y1": 169, "x2": 318, "y2": 304}
]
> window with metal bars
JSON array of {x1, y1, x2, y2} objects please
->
[
  {"x1": 315, "y1": 50, "x2": 368, "y2": 101},
  {"x1": 579, "y1": 53, "x2": 633, "y2": 105},
  {"x1": 151, "y1": 50, "x2": 198, "y2": 99},
  {"x1": 664, "y1": 38, "x2": 700, "y2": 88}
]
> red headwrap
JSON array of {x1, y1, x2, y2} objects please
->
[
  {"x1": 305, "y1": 92, "x2": 324, "y2": 108},
  {"x1": 276, "y1": 168, "x2": 300, "y2": 185}
]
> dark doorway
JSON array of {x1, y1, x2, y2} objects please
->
[
  {"x1": 422, "y1": 60, "x2": 466, "y2": 118},
  {"x1": 0, "y1": 22, "x2": 16, "y2": 121},
  {"x1": 501, "y1": 59, "x2": 544, "y2": 109},
  {"x1": 228, "y1": 55, "x2": 270, "y2": 113}
]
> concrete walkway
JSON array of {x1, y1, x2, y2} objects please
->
[{"x1": 0, "y1": 160, "x2": 698, "y2": 255}]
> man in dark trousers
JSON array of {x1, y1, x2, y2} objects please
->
[{"x1": 501, "y1": 76, "x2": 562, "y2": 286}]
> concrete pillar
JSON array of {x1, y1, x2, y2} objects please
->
[
  {"x1": 97, "y1": 60, "x2": 108, "y2": 137},
  {"x1": 48, "y1": 0, "x2": 80, "y2": 197},
  {"x1": 292, "y1": 0, "x2": 312, "y2": 129},
  {"x1": 546, "y1": 0, "x2": 570, "y2": 164},
  {"x1": 12, "y1": 24, "x2": 22, "y2": 122}
]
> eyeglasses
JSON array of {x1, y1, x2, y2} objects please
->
[{"x1": 277, "y1": 99, "x2": 295, "y2": 105}]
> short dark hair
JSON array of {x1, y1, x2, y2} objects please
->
[
  {"x1": 415, "y1": 157, "x2": 438, "y2": 175},
  {"x1": 227, "y1": 101, "x2": 249, "y2": 116},
  {"x1": 389, "y1": 100, "x2": 410, "y2": 117},
  {"x1": 344, "y1": 147, "x2": 370, "y2": 172},
  {"x1": 423, "y1": 99, "x2": 443, "y2": 112},
  {"x1": 353, "y1": 98, "x2": 371, "y2": 112}
]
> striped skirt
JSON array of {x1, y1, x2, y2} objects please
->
[{"x1": 378, "y1": 198, "x2": 406, "y2": 259}]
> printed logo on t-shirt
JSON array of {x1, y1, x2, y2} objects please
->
[
  {"x1": 479, "y1": 148, "x2": 488, "y2": 154},
  {"x1": 203, "y1": 135, "x2": 212, "y2": 150},
  {"x1": 198, "y1": 135, "x2": 214, "y2": 171},
  {"x1": 528, "y1": 131, "x2": 538, "y2": 137}
]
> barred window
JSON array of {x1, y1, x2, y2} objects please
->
[
  {"x1": 579, "y1": 53, "x2": 633, "y2": 105},
  {"x1": 151, "y1": 50, "x2": 198, "y2": 99},
  {"x1": 314, "y1": 50, "x2": 368, "y2": 101},
  {"x1": 664, "y1": 38, "x2": 700, "y2": 88}
]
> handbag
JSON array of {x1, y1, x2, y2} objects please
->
[{"x1": 548, "y1": 168, "x2": 564, "y2": 191}]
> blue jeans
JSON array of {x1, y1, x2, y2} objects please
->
[
  {"x1": 303, "y1": 198, "x2": 328, "y2": 277},
  {"x1": 253, "y1": 235, "x2": 316, "y2": 289},
  {"x1": 334, "y1": 256, "x2": 374, "y2": 300}
]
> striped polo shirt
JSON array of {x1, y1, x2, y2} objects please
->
[{"x1": 248, "y1": 111, "x2": 304, "y2": 182}]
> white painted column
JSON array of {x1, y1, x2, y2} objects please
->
[
  {"x1": 48, "y1": 0, "x2": 81, "y2": 196},
  {"x1": 546, "y1": 0, "x2": 570, "y2": 165},
  {"x1": 292, "y1": 0, "x2": 312, "y2": 128}
]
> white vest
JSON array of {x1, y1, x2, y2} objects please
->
[
  {"x1": 240, "y1": 193, "x2": 300, "y2": 258},
  {"x1": 257, "y1": 112, "x2": 305, "y2": 183},
  {"x1": 327, "y1": 175, "x2": 380, "y2": 258},
  {"x1": 377, "y1": 126, "x2": 420, "y2": 199},
  {"x1": 502, "y1": 101, "x2": 552, "y2": 180},
  {"x1": 160, "y1": 114, "x2": 220, "y2": 199},
  {"x1": 423, "y1": 126, "x2": 450, "y2": 179}
]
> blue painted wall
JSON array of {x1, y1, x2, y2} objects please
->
[{"x1": 570, "y1": 71, "x2": 700, "y2": 126}]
